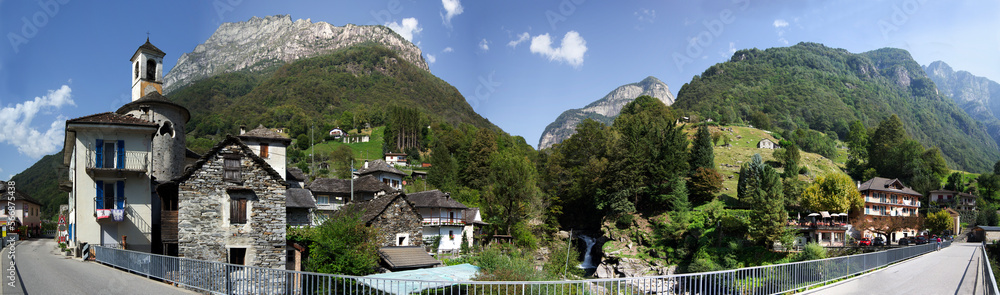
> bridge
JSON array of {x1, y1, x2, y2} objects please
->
[
  {"x1": 807, "y1": 242, "x2": 993, "y2": 294},
  {"x1": 2, "y1": 238, "x2": 997, "y2": 294}
]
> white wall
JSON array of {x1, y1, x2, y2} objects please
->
[{"x1": 243, "y1": 140, "x2": 287, "y2": 181}]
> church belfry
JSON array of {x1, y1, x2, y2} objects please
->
[{"x1": 131, "y1": 37, "x2": 166, "y2": 101}]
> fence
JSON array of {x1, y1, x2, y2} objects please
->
[
  {"x1": 95, "y1": 241, "x2": 951, "y2": 295},
  {"x1": 983, "y1": 244, "x2": 999, "y2": 295}
]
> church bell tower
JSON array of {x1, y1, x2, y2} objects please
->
[{"x1": 130, "y1": 37, "x2": 166, "y2": 101}]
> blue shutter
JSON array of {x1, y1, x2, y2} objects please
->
[
  {"x1": 95, "y1": 139, "x2": 104, "y2": 168},
  {"x1": 117, "y1": 140, "x2": 125, "y2": 169},
  {"x1": 116, "y1": 181, "x2": 125, "y2": 209},
  {"x1": 96, "y1": 181, "x2": 104, "y2": 209}
]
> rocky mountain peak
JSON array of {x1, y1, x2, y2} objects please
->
[
  {"x1": 538, "y1": 77, "x2": 675, "y2": 149},
  {"x1": 164, "y1": 15, "x2": 427, "y2": 93}
]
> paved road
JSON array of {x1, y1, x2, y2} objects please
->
[
  {"x1": 807, "y1": 242, "x2": 987, "y2": 295},
  {"x1": 1, "y1": 239, "x2": 194, "y2": 295}
]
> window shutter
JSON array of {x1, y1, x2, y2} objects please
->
[
  {"x1": 96, "y1": 181, "x2": 104, "y2": 209},
  {"x1": 116, "y1": 181, "x2": 125, "y2": 209},
  {"x1": 117, "y1": 140, "x2": 125, "y2": 169},
  {"x1": 95, "y1": 139, "x2": 104, "y2": 168}
]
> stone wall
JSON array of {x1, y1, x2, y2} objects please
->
[
  {"x1": 178, "y1": 143, "x2": 286, "y2": 269},
  {"x1": 287, "y1": 208, "x2": 311, "y2": 226},
  {"x1": 371, "y1": 196, "x2": 422, "y2": 247}
]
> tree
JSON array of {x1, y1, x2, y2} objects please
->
[
  {"x1": 688, "y1": 167, "x2": 723, "y2": 206},
  {"x1": 846, "y1": 120, "x2": 869, "y2": 179},
  {"x1": 483, "y1": 151, "x2": 543, "y2": 234},
  {"x1": 463, "y1": 128, "x2": 498, "y2": 189},
  {"x1": 339, "y1": 111, "x2": 354, "y2": 131},
  {"x1": 737, "y1": 154, "x2": 787, "y2": 246},
  {"x1": 689, "y1": 125, "x2": 715, "y2": 172},
  {"x1": 944, "y1": 172, "x2": 966, "y2": 192},
  {"x1": 428, "y1": 142, "x2": 459, "y2": 190},
  {"x1": 853, "y1": 216, "x2": 921, "y2": 243},
  {"x1": 779, "y1": 144, "x2": 800, "y2": 178},
  {"x1": 304, "y1": 211, "x2": 380, "y2": 275},
  {"x1": 801, "y1": 173, "x2": 864, "y2": 213},
  {"x1": 296, "y1": 134, "x2": 311, "y2": 150},
  {"x1": 924, "y1": 210, "x2": 954, "y2": 235},
  {"x1": 329, "y1": 145, "x2": 355, "y2": 179}
]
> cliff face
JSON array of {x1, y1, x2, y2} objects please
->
[
  {"x1": 164, "y1": 15, "x2": 427, "y2": 93},
  {"x1": 924, "y1": 61, "x2": 1000, "y2": 122},
  {"x1": 538, "y1": 76, "x2": 674, "y2": 149}
]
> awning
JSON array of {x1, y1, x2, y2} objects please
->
[
  {"x1": 363, "y1": 263, "x2": 480, "y2": 295},
  {"x1": 820, "y1": 211, "x2": 831, "y2": 218}
]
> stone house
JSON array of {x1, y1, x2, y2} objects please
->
[
  {"x1": 286, "y1": 188, "x2": 316, "y2": 227},
  {"x1": 357, "y1": 160, "x2": 407, "y2": 190},
  {"x1": 757, "y1": 138, "x2": 777, "y2": 149},
  {"x1": 174, "y1": 135, "x2": 287, "y2": 268},
  {"x1": 970, "y1": 226, "x2": 1000, "y2": 243},
  {"x1": 335, "y1": 192, "x2": 422, "y2": 247},
  {"x1": 307, "y1": 175, "x2": 394, "y2": 221}
]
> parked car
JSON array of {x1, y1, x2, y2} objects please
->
[
  {"x1": 898, "y1": 237, "x2": 911, "y2": 246},
  {"x1": 873, "y1": 237, "x2": 885, "y2": 246},
  {"x1": 915, "y1": 236, "x2": 928, "y2": 245},
  {"x1": 858, "y1": 238, "x2": 872, "y2": 246}
]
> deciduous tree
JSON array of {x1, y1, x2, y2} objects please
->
[
  {"x1": 801, "y1": 173, "x2": 864, "y2": 213},
  {"x1": 924, "y1": 210, "x2": 954, "y2": 235}
]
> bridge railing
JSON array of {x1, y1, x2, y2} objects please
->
[
  {"x1": 983, "y1": 244, "x2": 999, "y2": 295},
  {"x1": 93, "y1": 241, "x2": 950, "y2": 295}
]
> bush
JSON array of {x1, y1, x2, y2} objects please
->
[
  {"x1": 795, "y1": 242, "x2": 827, "y2": 261},
  {"x1": 511, "y1": 222, "x2": 538, "y2": 250},
  {"x1": 304, "y1": 210, "x2": 381, "y2": 275},
  {"x1": 472, "y1": 245, "x2": 543, "y2": 281},
  {"x1": 543, "y1": 238, "x2": 585, "y2": 279}
]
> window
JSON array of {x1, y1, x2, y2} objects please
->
[
  {"x1": 395, "y1": 233, "x2": 409, "y2": 246},
  {"x1": 260, "y1": 143, "x2": 269, "y2": 158},
  {"x1": 134, "y1": 62, "x2": 138, "y2": 79},
  {"x1": 229, "y1": 190, "x2": 255, "y2": 224},
  {"x1": 449, "y1": 230, "x2": 454, "y2": 240},
  {"x1": 95, "y1": 139, "x2": 125, "y2": 169},
  {"x1": 159, "y1": 122, "x2": 174, "y2": 138},
  {"x1": 224, "y1": 154, "x2": 242, "y2": 183},
  {"x1": 317, "y1": 196, "x2": 329, "y2": 204},
  {"x1": 146, "y1": 59, "x2": 156, "y2": 80},
  {"x1": 228, "y1": 248, "x2": 247, "y2": 265},
  {"x1": 95, "y1": 180, "x2": 125, "y2": 210}
]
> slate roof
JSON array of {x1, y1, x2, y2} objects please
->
[
  {"x1": 0, "y1": 183, "x2": 42, "y2": 206},
  {"x1": 857, "y1": 177, "x2": 921, "y2": 196},
  {"x1": 975, "y1": 226, "x2": 1000, "y2": 232},
  {"x1": 116, "y1": 91, "x2": 190, "y2": 123},
  {"x1": 286, "y1": 167, "x2": 307, "y2": 182},
  {"x1": 358, "y1": 160, "x2": 406, "y2": 177},
  {"x1": 66, "y1": 112, "x2": 157, "y2": 127},
  {"x1": 307, "y1": 175, "x2": 393, "y2": 194},
  {"x1": 238, "y1": 124, "x2": 292, "y2": 144},
  {"x1": 377, "y1": 246, "x2": 441, "y2": 270},
  {"x1": 462, "y1": 207, "x2": 488, "y2": 225},
  {"x1": 173, "y1": 135, "x2": 287, "y2": 186},
  {"x1": 336, "y1": 192, "x2": 410, "y2": 225},
  {"x1": 286, "y1": 188, "x2": 317, "y2": 208},
  {"x1": 132, "y1": 38, "x2": 165, "y2": 59},
  {"x1": 407, "y1": 190, "x2": 468, "y2": 209},
  {"x1": 185, "y1": 148, "x2": 202, "y2": 159}
]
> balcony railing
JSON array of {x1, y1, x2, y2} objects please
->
[
  {"x1": 86, "y1": 150, "x2": 148, "y2": 173},
  {"x1": 422, "y1": 217, "x2": 465, "y2": 226},
  {"x1": 865, "y1": 197, "x2": 920, "y2": 207}
]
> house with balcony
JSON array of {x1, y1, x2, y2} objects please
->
[
  {"x1": 928, "y1": 190, "x2": 977, "y2": 211},
  {"x1": 357, "y1": 160, "x2": 406, "y2": 190},
  {"x1": 0, "y1": 184, "x2": 44, "y2": 235},
  {"x1": 790, "y1": 211, "x2": 851, "y2": 247},
  {"x1": 857, "y1": 177, "x2": 922, "y2": 243},
  {"x1": 407, "y1": 190, "x2": 470, "y2": 253},
  {"x1": 306, "y1": 175, "x2": 395, "y2": 222},
  {"x1": 61, "y1": 39, "x2": 191, "y2": 255},
  {"x1": 384, "y1": 153, "x2": 408, "y2": 166}
]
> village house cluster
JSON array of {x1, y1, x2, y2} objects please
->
[{"x1": 60, "y1": 40, "x2": 486, "y2": 272}]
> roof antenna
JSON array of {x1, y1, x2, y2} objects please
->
[{"x1": 146, "y1": 31, "x2": 150, "y2": 42}]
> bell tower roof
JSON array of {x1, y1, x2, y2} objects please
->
[{"x1": 131, "y1": 37, "x2": 165, "y2": 62}]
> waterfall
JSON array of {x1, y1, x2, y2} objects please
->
[{"x1": 578, "y1": 235, "x2": 597, "y2": 269}]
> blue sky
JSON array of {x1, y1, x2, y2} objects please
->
[{"x1": 1, "y1": 0, "x2": 999, "y2": 178}]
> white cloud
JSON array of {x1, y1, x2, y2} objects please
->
[
  {"x1": 507, "y1": 32, "x2": 530, "y2": 48},
  {"x1": 386, "y1": 18, "x2": 422, "y2": 42},
  {"x1": 773, "y1": 19, "x2": 790, "y2": 45},
  {"x1": 0, "y1": 85, "x2": 75, "y2": 158},
  {"x1": 441, "y1": 0, "x2": 464, "y2": 27},
  {"x1": 529, "y1": 31, "x2": 588, "y2": 68},
  {"x1": 443, "y1": 47, "x2": 454, "y2": 53},
  {"x1": 636, "y1": 9, "x2": 656, "y2": 23},
  {"x1": 426, "y1": 54, "x2": 437, "y2": 64},
  {"x1": 729, "y1": 42, "x2": 737, "y2": 54},
  {"x1": 479, "y1": 38, "x2": 490, "y2": 51},
  {"x1": 773, "y1": 19, "x2": 789, "y2": 28},
  {"x1": 779, "y1": 38, "x2": 789, "y2": 45}
]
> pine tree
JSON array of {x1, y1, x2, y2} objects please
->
[
  {"x1": 738, "y1": 154, "x2": 787, "y2": 246},
  {"x1": 689, "y1": 124, "x2": 715, "y2": 172}
]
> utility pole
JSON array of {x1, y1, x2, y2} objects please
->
[
  {"x1": 310, "y1": 125, "x2": 315, "y2": 175},
  {"x1": 350, "y1": 159, "x2": 354, "y2": 202}
]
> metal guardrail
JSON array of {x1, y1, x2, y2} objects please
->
[
  {"x1": 95, "y1": 241, "x2": 951, "y2": 295},
  {"x1": 983, "y1": 244, "x2": 999, "y2": 295}
]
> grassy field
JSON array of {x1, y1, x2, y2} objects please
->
[
  {"x1": 690, "y1": 125, "x2": 846, "y2": 195},
  {"x1": 305, "y1": 126, "x2": 386, "y2": 167}
]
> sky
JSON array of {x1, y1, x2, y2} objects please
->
[{"x1": 1, "y1": 0, "x2": 999, "y2": 178}]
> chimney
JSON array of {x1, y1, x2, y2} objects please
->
[
  {"x1": 857, "y1": 181, "x2": 860, "y2": 188},
  {"x1": 239, "y1": 125, "x2": 246, "y2": 135},
  {"x1": 363, "y1": 160, "x2": 369, "y2": 169}
]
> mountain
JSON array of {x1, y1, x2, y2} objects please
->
[
  {"x1": 538, "y1": 76, "x2": 674, "y2": 149},
  {"x1": 923, "y1": 61, "x2": 1000, "y2": 145},
  {"x1": 672, "y1": 42, "x2": 999, "y2": 172},
  {"x1": 164, "y1": 15, "x2": 428, "y2": 94},
  {"x1": 9, "y1": 151, "x2": 65, "y2": 219}
]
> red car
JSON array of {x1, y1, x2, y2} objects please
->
[{"x1": 858, "y1": 238, "x2": 872, "y2": 246}]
